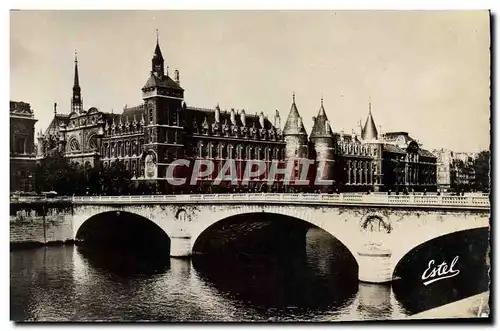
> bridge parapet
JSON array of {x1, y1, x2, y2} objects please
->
[{"x1": 70, "y1": 193, "x2": 490, "y2": 210}]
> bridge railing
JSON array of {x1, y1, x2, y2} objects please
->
[{"x1": 70, "y1": 193, "x2": 490, "y2": 208}]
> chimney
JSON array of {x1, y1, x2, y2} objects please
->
[
  {"x1": 274, "y1": 109, "x2": 280, "y2": 128},
  {"x1": 174, "y1": 69, "x2": 180, "y2": 84},
  {"x1": 259, "y1": 111, "x2": 265, "y2": 128}
]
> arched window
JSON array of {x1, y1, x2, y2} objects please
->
[
  {"x1": 88, "y1": 135, "x2": 97, "y2": 151},
  {"x1": 217, "y1": 143, "x2": 224, "y2": 159},
  {"x1": 132, "y1": 160, "x2": 137, "y2": 176},
  {"x1": 69, "y1": 138, "x2": 80, "y2": 152}
]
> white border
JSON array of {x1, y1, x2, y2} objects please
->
[{"x1": 3, "y1": 2, "x2": 498, "y2": 330}]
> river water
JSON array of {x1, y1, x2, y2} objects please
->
[{"x1": 10, "y1": 228, "x2": 489, "y2": 322}]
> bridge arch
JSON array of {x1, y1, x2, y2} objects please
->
[
  {"x1": 189, "y1": 205, "x2": 362, "y2": 266},
  {"x1": 74, "y1": 209, "x2": 172, "y2": 254},
  {"x1": 390, "y1": 214, "x2": 490, "y2": 273}
]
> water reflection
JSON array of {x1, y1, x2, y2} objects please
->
[
  {"x1": 76, "y1": 244, "x2": 171, "y2": 277},
  {"x1": 10, "y1": 226, "x2": 489, "y2": 322}
]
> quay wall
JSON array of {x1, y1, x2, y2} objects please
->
[{"x1": 10, "y1": 199, "x2": 73, "y2": 247}]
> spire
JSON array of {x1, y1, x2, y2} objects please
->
[
  {"x1": 152, "y1": 30, "x2": 165, "y2": 77},
  {"x1": 283, "y1": 93, "x2": 307, "y2": 136},
  {"x1": 73, "y1": 50, "x2": 80, "y2": 87},
  {"x1": 361, "y1": 99, "x2": 378, "y2": 141},
  {"x1": 310, "y1": 96, "x2": 333, "y2": 139},
  {"x1": 71, "y1": 50, "x2": 83, "y2": 113}
]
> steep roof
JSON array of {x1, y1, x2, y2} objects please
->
[
  {"x1": 185, "y1": 105, "x2": 277, "y2": 133},
  {"x1": 282, "y1": 95, "x2": 307, "y2": 136},
  {"x1": 121, "y1": 104, "x2": 145, "y2": 123},
  {"x1": 383, "y1": 144, "x2": 406, "y2": 154},
  {"x1": 142, "y1": 73, "x2": 184, "y2": 91},
  {"x1": 44, "y1": 114, "x2": 70, "y2": 136},
  {"x1": 419, "y1": 149, "x2": 437, "y2": 159},
  {"x1": 361, "y1": 104, "x2": 378, "y2": 140},
  {"x1": 310, "y1": 99, "x2": 333, "y2": 139}
]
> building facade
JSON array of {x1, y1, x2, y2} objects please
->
[
  {"x1": 432, "y1": 149, "x2": 478, "y2": 192},
  {"x1": 36, "y1": 38, "x2": 437, "y2": 194},
  {"x1": 10, "y1": 101, "x2": 37, "y2": 192}
]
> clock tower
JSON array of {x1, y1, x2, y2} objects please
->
[{"x1": 141, "y1": 33, "x2": 185, "y2": 189}]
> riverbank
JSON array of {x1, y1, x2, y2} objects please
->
[{"x1": 407, "y1": 291, "x2": 490, "y2": 320}]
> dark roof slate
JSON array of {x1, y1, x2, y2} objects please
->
[
  {"x1": 282, "y1": 100, "x2": 307, "y2": 136},
  {"x1": 142, "y1": 73, "x2": 184, "y2": 91},
  {"x1": 310, "y1": 101, "x2": 333, "y2": 139}
]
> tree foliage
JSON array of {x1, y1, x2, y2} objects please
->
[{"x1": 474, "y1": 150, "x2": 490, "y2": 192}]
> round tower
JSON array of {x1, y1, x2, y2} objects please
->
[
  {"x1": 309, "y1": 97, "x2": 335, "y2": 192},
  {"x1": 361, "y1": 100, "x2": 383, "y2": 192},
  {"x1": 282, "y1": 93, "x2": 308, "y2": 160},
  {"x1": 282, "y1": 93, "x2": 308, "y2": 189}
]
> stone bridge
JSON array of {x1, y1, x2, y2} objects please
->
[{"x1": 67, "y1": 193, "x2": 490, "y2": 283}]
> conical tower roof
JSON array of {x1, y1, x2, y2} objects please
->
[
  {"x1": 283, "y1": 93, "x2": 307, "y2": 136},
  {"x1": 310, "y1": 97, "x2": 334, "y2": 139},
  {"x1": 361, "y1": 101, "x2": 378, "y2": 140}
]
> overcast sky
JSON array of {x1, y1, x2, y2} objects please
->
[{"x1": 10, "y1": 10, "x2": 490, "y2": 152}]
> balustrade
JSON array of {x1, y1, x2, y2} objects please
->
[{"x1": 65, "y1": 192, "x2": 489, "y2": 208}]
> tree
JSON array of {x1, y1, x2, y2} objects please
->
[
  {"x1": 34, "y1": 150, "x2": 75, "y2": 195},
  {"x1": 475, "y1": 150, "x2": 490, "y2": 192},
  {"x1": 101, "y1": 161, "x2": 132, "y2": 195}
]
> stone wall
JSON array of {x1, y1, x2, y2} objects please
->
[{"x1": 10, "y1": 201, "x2": 73, "y2": 246}]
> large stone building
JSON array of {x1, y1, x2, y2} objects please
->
[
  {"x1": 36, "y1": 38, "x2": 437, "y2": 194},
  {"x1": 10, "y1": 101, "x2": 37, "y2": 192},
  {"x1": 432, "y1": 149, "x2": 478, "y2": 192}
]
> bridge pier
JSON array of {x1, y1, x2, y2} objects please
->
[
  {"x1": 170, "y1": 236, "x2": 192, "y2": 257},
  {"x1": 357, "y1": 249, "x2": 393, "y2": 283}
]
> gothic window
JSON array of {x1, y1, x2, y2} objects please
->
[
  {"x1": 139, "y1": 139, "x2": 144, "y2": 154},
  {"x1": 69, "y1": 138, "x2": 80, "y2": 152},
  {"x1": 246, "y1": 146, "x2": 253, "y2": 160},
  {"x1": 265, "y1": 147, "x2": 270, "y2": 161},
  {"x1": 240, "y1": 145, "x2": 245, "y2": 159},
  {"x1": 207, "y1": 143, "x2": 213, "y2": 159},
  {"x1": 353, "y1": 161, "x2": 358, "y2": 184},
  {"x1": 227, "y1": 144, "x2": 234, "y2": 159},
  {"x1": 132, "y1": 161, "x2": 136, "y2": 176},
  {"x1": 197, "y1": 141, "x2": 204, "y2": 158},
  {"x1": 88, "y1": 135, "x2": 97, "y2": 151},
  {"x1": 217, "y1": 143, "x2": 224, "y2": 159},
  {"x1": 347, "y1": 160, "x2": 352, "y2": 184},
  {"x1": 236, "y1": 145, "x2": 243, "y2": 160},
  {"x1": 149, "y1": 106, "x2": 154, "y2": 124},
  {"x1": 358, "y1": 162, "x2": 363, "y2": 184}
]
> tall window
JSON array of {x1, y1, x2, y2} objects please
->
[
  {"x1": 149, "y1": 107, "x2": 154, "y2": 124},
  {"x1": 15, "y1": 137, "x2": 26, "y2": 154}
]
